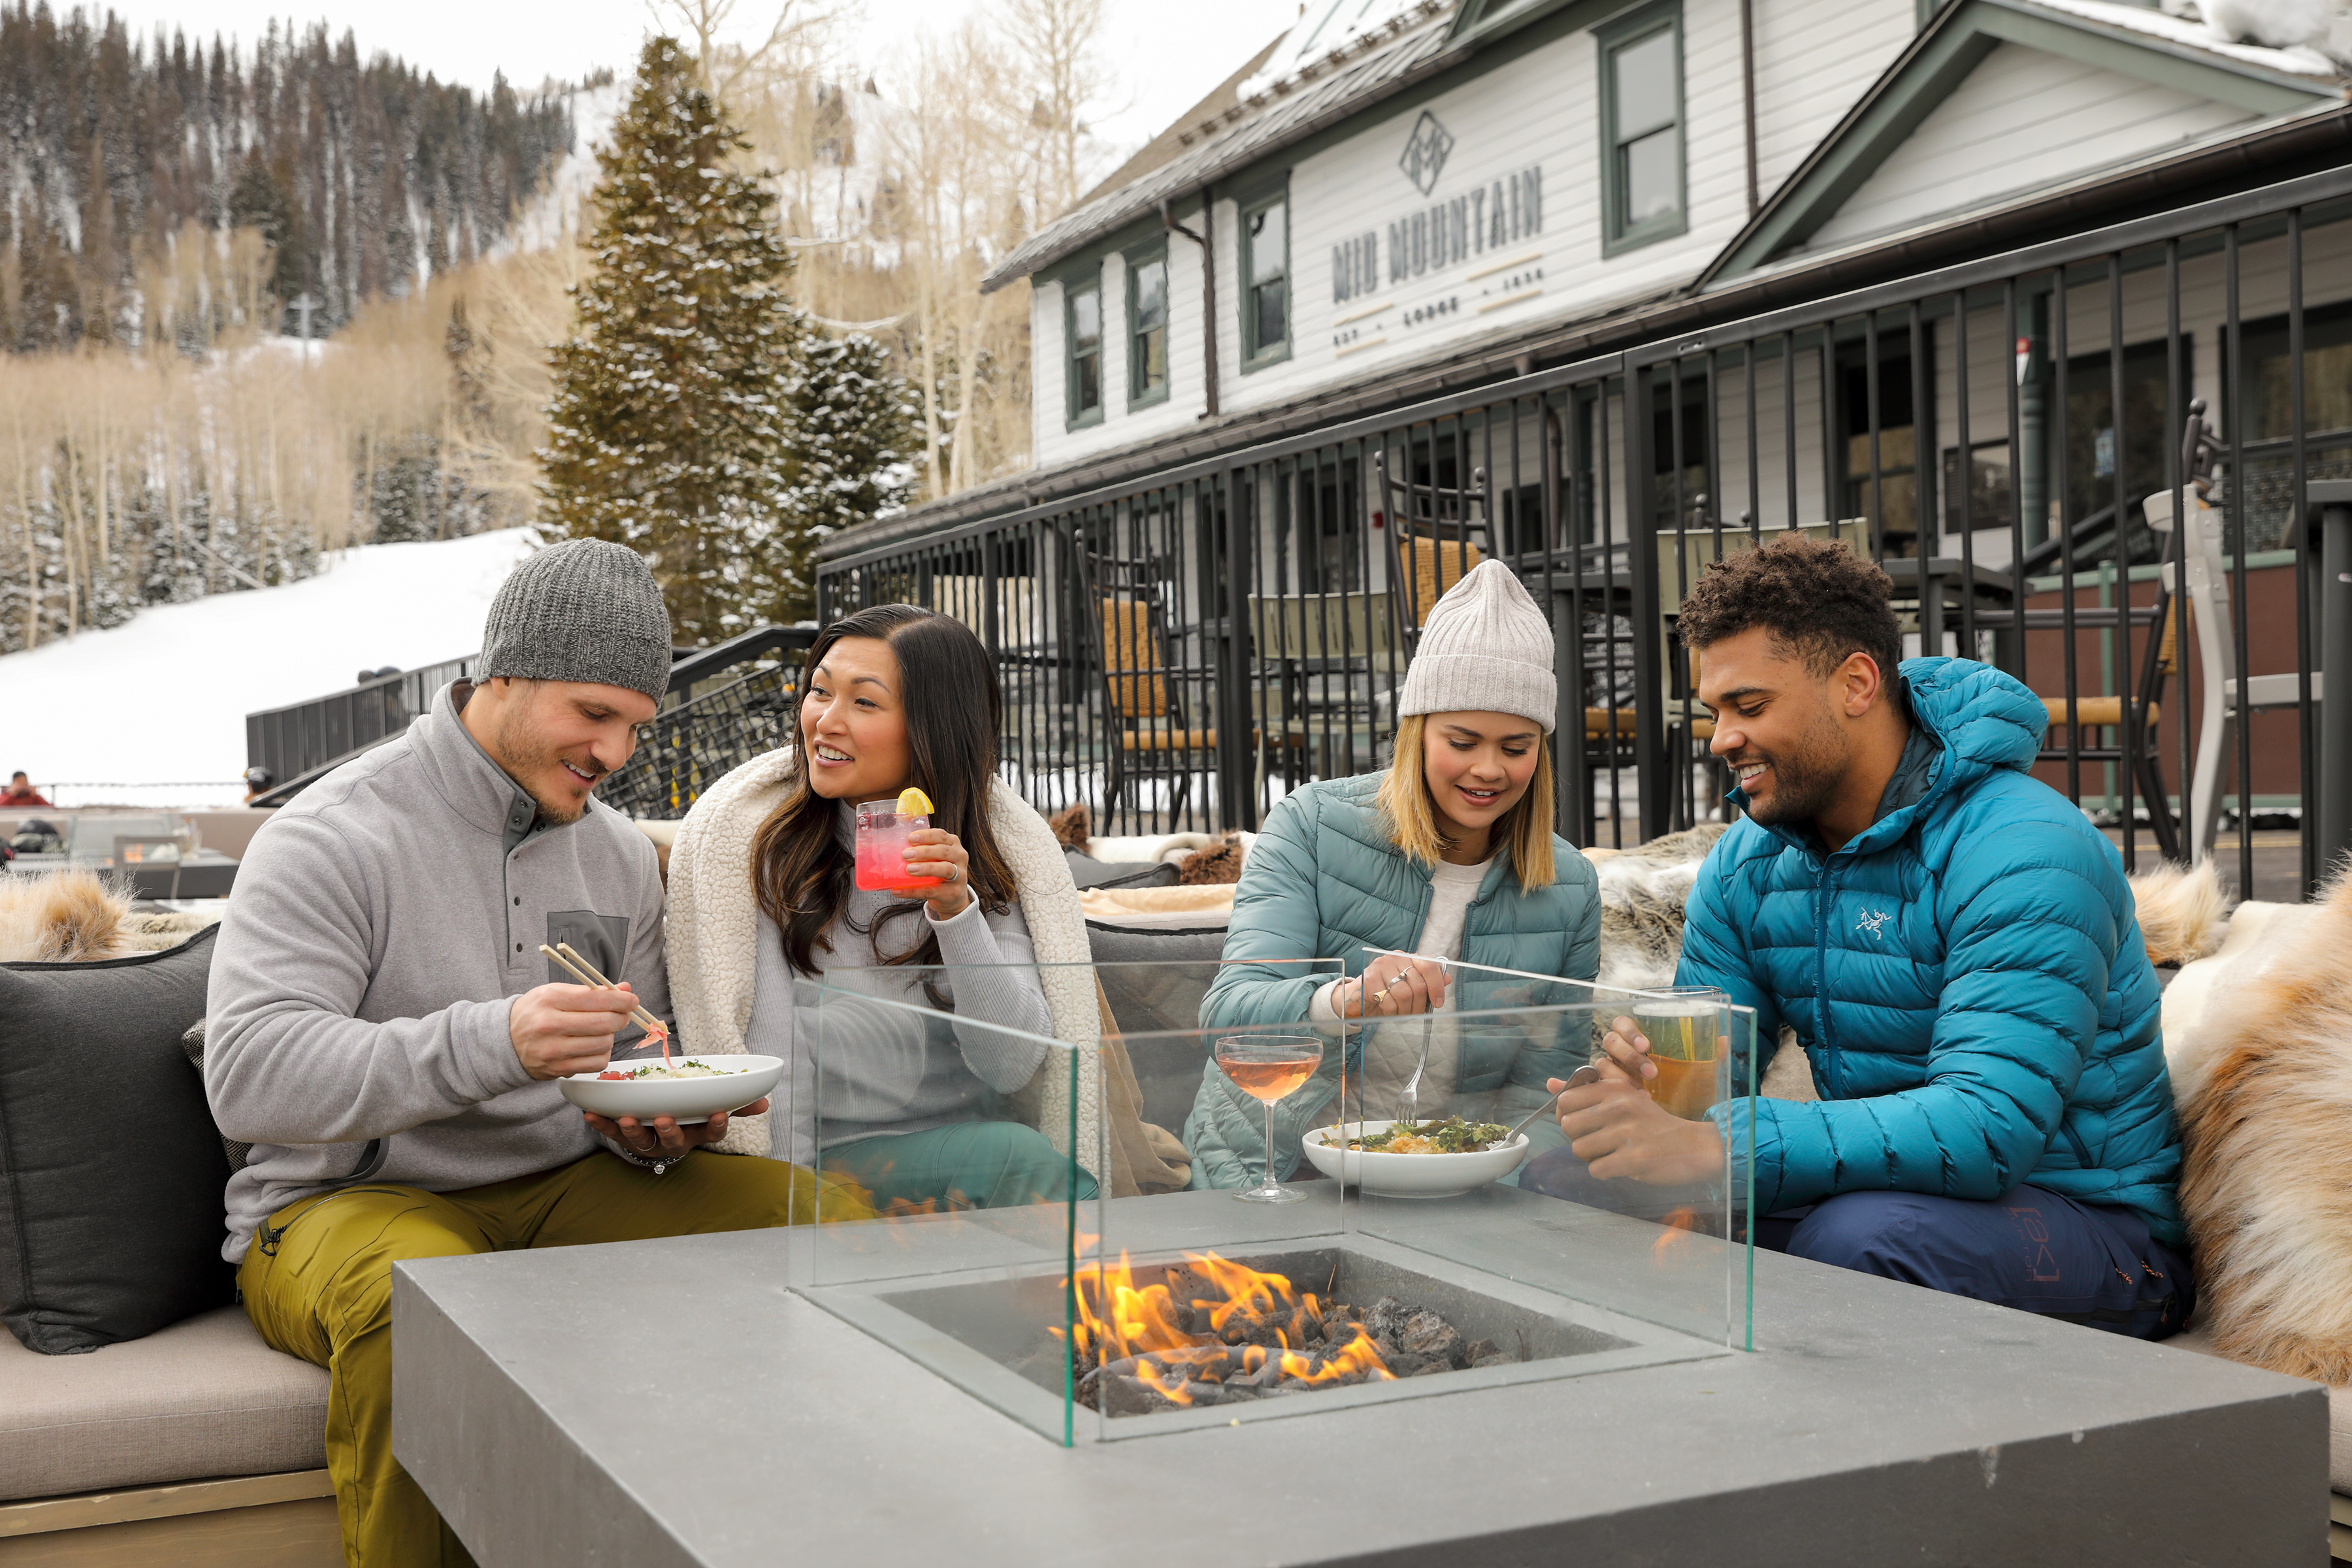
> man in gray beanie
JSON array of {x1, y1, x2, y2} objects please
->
[{"x1": 207, "y1": 539, "x2": 866, "y2": 1568}]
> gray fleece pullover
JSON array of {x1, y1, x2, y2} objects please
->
[{"x1": 204, "y1": 683, "x2": 670, "y2": 1262}]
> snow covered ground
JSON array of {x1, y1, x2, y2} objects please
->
[{"x1": 3, "y1": 529, "x2": 536, "y2": 808}]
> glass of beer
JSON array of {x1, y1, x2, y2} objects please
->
[{"x1": 1630, "y1": 987, "x2": 1725, "y2": 1120}]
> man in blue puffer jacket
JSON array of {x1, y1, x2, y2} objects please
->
[{"x1": 1523, "y1": 535, "x2": 2191, "y2": 1338}]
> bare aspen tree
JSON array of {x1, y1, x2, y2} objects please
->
[{"x1": 1000, "y1": 0, "x2": 1119, "y2": 220}]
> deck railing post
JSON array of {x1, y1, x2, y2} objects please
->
[
  {"x1": 1218, "y1": 468, "x2": 1260, "y2": 831},
  {"x1": 1629, "y1": 362, "x2": 1669, "y2": 842},
  {"x1": 2314, "y1": 480, "x2": 2352, "y2": 876}
]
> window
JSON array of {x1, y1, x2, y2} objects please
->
[
  {"x1": 1837, "y1": 339, "x2": 1921, "y2": 557},
  {"x1": 1599, "y1": 5, "x2": 1685, "y2": 255},
  {"x1": 1126, "y1": 246, "x2": 1169, "y2": 408},
  {"x1": 2242, "y1": 301, "x2": 2352, "y2": 442},
  {"x1": 1941, "y1": 440, "x2": 2013, "y2": 533},
  {"x1": 1066, "y1": 269, "x2": 1103, "y2": 429},
  {"x1": 1241, "y1": 191, "x2": 1290, "y2": 368}
]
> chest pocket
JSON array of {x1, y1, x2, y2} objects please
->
[
  {"x1": 547, "y1": 909, "x2": 649, "y2": 1052},
  {"x1": 546, "y1": 909, "x2": 632, "y2": 985}
]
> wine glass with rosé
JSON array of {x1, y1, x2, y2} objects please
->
[{"x1": 1215, "y1": 1034, "x2": 1326, "y2": 1204}]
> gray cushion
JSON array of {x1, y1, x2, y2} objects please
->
[
  {"x1": 1085, "y1": 924, "x2": 1237, "y2": 1133},
  {"x1": 0, "y1": 927, "x2": 233, "y2": 1354},
  {"x1": 1063, "y1": 849, "x2": 1179, "y2": 890},
  {"x1": 0, "y1": 1303, "x2": 327, "y2": 1500}
]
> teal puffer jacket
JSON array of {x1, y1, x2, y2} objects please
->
[
  {"x1": 1686, "y1": 657, "x2": 2182, "y2": 1243},
  {"x1": 1188, "y1": 774, "x2": 1602, "y2": 1187}
]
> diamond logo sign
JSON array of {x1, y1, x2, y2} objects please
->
[{"x1": 1398, "y1": 110, "x2": 1454, "y2": 196}]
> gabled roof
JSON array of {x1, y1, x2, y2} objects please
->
[
  {"x1": 1701, "y1": 0, "x2": 2345, "y2": 286},
  {"x1": 979, "y1": 0, "x2": 1463, "y2": 293},
  {"x1": 1079, "y1": 33, "x2": 1288, "y2": 208}
]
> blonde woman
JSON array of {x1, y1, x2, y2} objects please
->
[{"x1": 1186, "y1": 560, "x2": 1601, "y2": 1188}]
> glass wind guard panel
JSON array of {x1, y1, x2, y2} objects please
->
[
  {"x1": 795, "y1": 972, "x2": 1090, "y2": 1445},
  {"x1": 1331, "y1": 959, "x2": 1757, "y2": 1357},
  {"x1": 790, "y1": 958, "x2": 1755, "y2": 1446}
]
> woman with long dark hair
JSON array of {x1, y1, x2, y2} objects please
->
[{"x1": 664, "y1": 604, "x2": 1098, "y2": 1210}]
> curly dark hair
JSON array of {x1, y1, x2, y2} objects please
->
[{"x1": 1674, "y1": 534, "x2": 1900, "y2": 679}]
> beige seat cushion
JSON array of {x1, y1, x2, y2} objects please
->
[
  {"x1": 0, "y1": 1306, "x2": 327, "y2": 1502},
  {"x1": 2166, "y1": 1321, "x2": 2352, "y2": 1495}
]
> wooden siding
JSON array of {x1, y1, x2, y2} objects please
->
[
  {"x1": 1037, "y1": 0, "x2": 1916, "y2": 470},
  {"x1": 1810, "y1": 42, "x2": 2256, "y2": 249},
  {"x1": 1748, "y1": 0, "x2": 1917, "y2": 199}
]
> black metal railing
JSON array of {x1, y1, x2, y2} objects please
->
[
  {"x1": 246, "y1": 626, "x2": 821, "y2": 813},
  {"x1": 602, "y1": 626, "x2": 818, "y2": 817},
  {"x1": 246, "y1": 655, "x2": 476, "y2": 804},
  {"x1": 832, "y1": 166, "x2": 2348, "y2": 900}
]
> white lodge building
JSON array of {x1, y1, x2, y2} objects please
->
[{"x1": 817, "y1": 0, "x2": 2352, "y2": 847}]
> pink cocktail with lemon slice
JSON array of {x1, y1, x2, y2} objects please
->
[{"x1": 853, "y1": 788, "x2": 943, "y2": 893}]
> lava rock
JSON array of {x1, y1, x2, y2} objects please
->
[
  {"x1": 1398, "y1": 1309, "x2": 1466, "y2": 1367},
  {"x1": 1407, "y1": 1358, "x2": 1452, "y2": 1377},
  {"x1": 1101, "y1": 1375, "x2": 1178, "y2": 1416},
  {"x1": 1465, "y1": 1338, "x2": 1498, "y2": 1365},
  {"x1": 1364, "y1": 1296, "x2": 1413, "y2": 1343},
  {"x1": 1472, "y1": 1352, "x2": 1518, "y2": 1369}
]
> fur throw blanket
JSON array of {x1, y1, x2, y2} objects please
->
[
  {"x1": 0, "y1": 870, "x2": 221, "y2": 962},
  {"x1": 2163, "y1": 879, "x2": 2352, "y2": 1384},
  {"x1": 662, "y1": 750, "x2": 1105, "y2": 1180}
]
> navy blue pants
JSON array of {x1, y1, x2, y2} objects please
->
[{"x1": 1518, "y1": 1147, "x2": 2193, "y2": 1340}]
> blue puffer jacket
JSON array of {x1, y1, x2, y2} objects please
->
[
  {"x1": 1190, "y1": 774, "x2": 1602, "y2": 1186},
  {"x1": 1684, "y1": 657, "x2": 2182, "y2": 1243}
]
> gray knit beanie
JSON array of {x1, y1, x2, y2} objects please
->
[
  {"x1": 479, "y1": 539, "x2": 672, "y2": 702},
  {"x1": 1397, "y1": 559, "x2": 1556, "y2": 732}
]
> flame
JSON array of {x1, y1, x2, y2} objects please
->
[
  {"x1": 1062, "y1": 1249, "x2": 1396, "y2": 1407},
  {"x1": 1652, "y1": 1205, "x2": 1699, "y2": 1265}
]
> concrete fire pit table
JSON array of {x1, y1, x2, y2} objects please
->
[{"x1": 391, "y1": 1186, "x2": 2328, "y2": 1566}]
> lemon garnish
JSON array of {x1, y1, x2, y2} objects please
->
[{"x1": 896, "y1": 786, "x2": 934, "y2": 815}]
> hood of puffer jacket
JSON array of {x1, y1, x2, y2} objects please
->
[
  {"x1": 1685, "y1": 656, "x2": 2182, "y2": 1243},
  {"x1": 1725, "y1": 655, "x2": 2053, "y2": 858}
]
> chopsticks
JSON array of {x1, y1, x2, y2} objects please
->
[{"x1": 538, "y1": 942, "x2": 672, "y2": 1065}]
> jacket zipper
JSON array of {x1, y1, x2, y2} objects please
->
[{"x1": 1814, "y1": 854, "x2": 1840, "y2": 1098}]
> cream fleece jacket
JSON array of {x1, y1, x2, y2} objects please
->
[{"x1": 664, "y1": 749, "x2": 1102, "y2": 1175}]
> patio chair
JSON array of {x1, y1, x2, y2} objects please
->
[
  {"x1": 1375, "y1": 450, "x2": 1491, "y2": 638},
  {"x1": 2138, "y1": 408, "x2": 2322, "y2": 861},
  {"x1": 1083, "y1": 553, "x2": 1303, "y2": 826}
]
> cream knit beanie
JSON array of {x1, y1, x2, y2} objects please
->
[{"x1": 1397, "y1": 559, "x2": 1557, "y2": 732}]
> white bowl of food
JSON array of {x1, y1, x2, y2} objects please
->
[
  {"x1": 1299, "y1": 1117, "x2": 1531, "y2": 1198},
  {"x1": 559, "y1": 1055, "x2": 784, "y2": 1126}
]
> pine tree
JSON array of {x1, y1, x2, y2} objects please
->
[
  {"x1": 538, "y1": 36, "x2": 803, "y2": 645},
  {"x1": 764, "y1": 331, "x2": 916, "y2": 623}
]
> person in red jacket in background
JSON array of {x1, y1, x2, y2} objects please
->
[{"x1": 3, "y1": 772, "x2": 52, "y2": 807}]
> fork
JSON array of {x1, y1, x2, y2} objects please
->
[{"x1": 1396, "y1": 1024, "x2": 1429, "y2": 1129}]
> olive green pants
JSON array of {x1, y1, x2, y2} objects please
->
[
  {"x1": 237, "y1": 1151, "x2": 872, "y2": 1568},
  {"x1": 823, "y1": 1120, "x2": 1099, "y2": 1213}
]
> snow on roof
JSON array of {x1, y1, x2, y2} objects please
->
[
  {"x1": 2025, "y1": 0, "x2": 2346, "y2": 80},
  {"x1": 981, "y1": 0, "x2": 1458, "y2": 293},
  {"x1": 1239, "y1": 0, "x2": 1445, "y2": 98}
]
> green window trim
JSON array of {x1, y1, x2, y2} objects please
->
[
  {"x1": 1065, "y1": 268, "x2": 1105, "y2": 431},
  {"x1": 1597, "y1": 0, "x2": 1687, "y2": 258},
  {"x1": 1124, "y1": 242, "x2": 1171, "y2": 410},
  {"x1": 1239, "y1": 187, "x2": 1292, "y2": 372}
]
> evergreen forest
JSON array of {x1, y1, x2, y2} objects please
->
[{"x1": 0, "y1": 0, "x2": 573, "y2": 352}]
